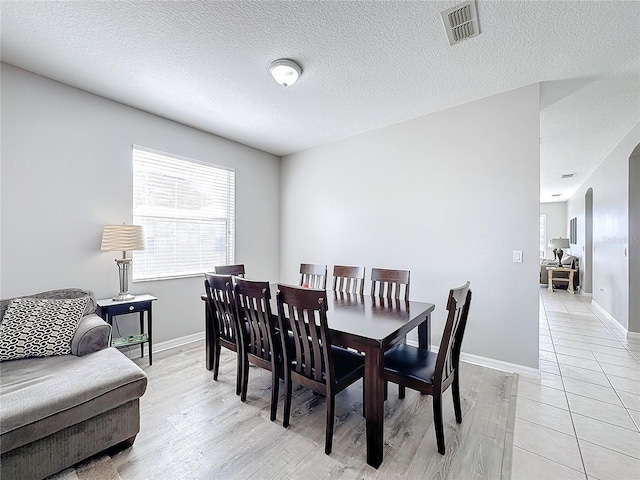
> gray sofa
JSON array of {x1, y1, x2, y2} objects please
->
[{"x1": 0, "y1": 289, "x2": 148, "y2": 480}]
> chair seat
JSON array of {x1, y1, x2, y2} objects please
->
[{"x1": 384, "y1": 344, "x2": 436, "y2": 385}]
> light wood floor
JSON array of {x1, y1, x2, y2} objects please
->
[{"x1": 112, "y1": 342, "x2": 516, "y2": 479}]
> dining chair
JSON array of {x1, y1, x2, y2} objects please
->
[
  {"x1": 383, "y1": 281, "x2": 472, "y2": 455},
  {"x1": 276, "y1": 284, "x2": 365, "y2": 455},
  {"x1": 299, "y1": 263, "x2": 327, "y2": 289},
  {"x1": 332, "y1": 265, "x2": 366, "y2": 295},
  {"x1": 234, "y1": 278, "x2": 282, "y2": 421},
  {"x1": 203, "y1": 273, "x2": 243, "y2": 396},
  {"x1": 370, "y1": 267, "x2": 410, "y2": 300},
  {"x1": 214, "y1": 264, "x2": 246, "y2": 277}
]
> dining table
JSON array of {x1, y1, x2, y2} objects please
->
[{"x1": 202, "y1": 285, "x2": 435, "y2": 469}]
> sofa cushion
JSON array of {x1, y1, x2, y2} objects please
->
[
  {"x1": 0, "y1": 297, "x2": 89, "y2": 361},
  {"x1": 0, "y1": 347, "x2": 147, "y2": 452}
]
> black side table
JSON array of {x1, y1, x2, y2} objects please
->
[{"x1": 96, "y1": 294, "x2": 157, "y2": 365}]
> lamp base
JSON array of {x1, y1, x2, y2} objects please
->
[{"x1": 112, "y1": 293, "x2": 135, "y2": 302}]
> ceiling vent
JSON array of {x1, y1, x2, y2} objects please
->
[
  {"x1": 552, "y1": 193, "x2": 563, "y2": 197},
  {"x1": 561, "y1": 173, "x2": 576, "y2": 179},
  {"x1": 441, "y1": 1, "x2": 480, "y2": 46}
]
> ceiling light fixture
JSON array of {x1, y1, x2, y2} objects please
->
[{"x1": 269, "y1": 59, "x2": 302, "y2": 87}]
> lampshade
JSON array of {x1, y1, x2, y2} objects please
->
[
  {"x1": 101, "y1": 224, "x2": 145, "y2": 252},
  {"x1": 269, "y1": 59, "x2": 302, "y2": 87},
  {"x1": 549, "y1": 237, "x2": 570, "y2": 249}
]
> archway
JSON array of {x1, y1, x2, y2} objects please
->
[
  {"x1": 629, "y1": 143, "x2": 640, "y2": 333},
  {"x1": 584, "y1": 188, "x2": 593, "y2": 294}
]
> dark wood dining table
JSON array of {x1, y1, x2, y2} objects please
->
[{"x1": 202, "y1": 285, "x2": 435, "y2": 468}]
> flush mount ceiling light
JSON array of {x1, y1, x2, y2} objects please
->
[{"x1": 269, "y1": 59, "x2": 302, "y2": 87}]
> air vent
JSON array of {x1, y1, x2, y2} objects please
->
[
  {"x1": 561, "y1": 173, "x2": 576, "y2": 179},
  {"x1": 441, "y1": 1, "x2": 480, "y2": 46},
  {"x1": 552, "y1": 193, "x2": 563, "y2": 197}
]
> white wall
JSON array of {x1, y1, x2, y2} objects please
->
[
  {"x1": 567, "y1": 122, "x2": 640, "y2": 331},
  {"x1": 0, "y1": 63, "x2": 281, "y2": 343},
  {"x1": 280, "y1": 85, "x2": 541, "y2": 369},
  {"x1": 540, "y1": 202, "x2": 568, "y2": 259}
]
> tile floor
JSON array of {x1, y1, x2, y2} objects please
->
[{"x1": 511, "y1": 288, "x2": 640, "y2": 480}]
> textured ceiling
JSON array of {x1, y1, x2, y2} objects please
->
[{"x1": 1, "y1": 1, "x2": 639, "y2": 202}]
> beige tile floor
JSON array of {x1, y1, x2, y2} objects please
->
[{"x1": 511, "y1": 288, "x2": 640, "y2": 480}]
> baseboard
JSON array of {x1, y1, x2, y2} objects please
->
[
  {"x1": 407, "y1": 340, "x2": 539, "y2": 379},
  {"x1": 628, "y1": 331, "x2": 640, "y2": 340},
  {"x1": 591, "y1": 300, "x2": 627, "y2": 334},
  {"x1": 129, "y1": 331, "x2": 204, "y2": 358}
]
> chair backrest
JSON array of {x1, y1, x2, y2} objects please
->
[
  {"x1": 299, "y1": 263, "x2": 327, "y2": 289},
  {"x1": 214, "y1": 264, "x2": 245, "y2": 277},
  {"x1": 434, "y1": 282, "x2": 472, "y2": 386},
  {"x1": 370, "y1": 268, "x2": 410, "y2": 300},
  {"x1": 234, "y1": 278, "x2": 277, "y2": 362},
  {"x1": 277, "y1": 284, "x2": 334, "y2": 385},
  {"x1": 204, "y1": 273, "x2": 238, "y2": 346},
  {"x1": 332, "y1": 265, "x2": 366, "y2": 295}
]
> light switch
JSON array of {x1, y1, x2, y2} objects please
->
[{"x1": 513, "y1": 250, "x2": 523, "y2": 263}]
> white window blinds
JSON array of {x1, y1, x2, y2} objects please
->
[
  {"x1": 539, "y1": 214, "x2": 547, "y2": 260},
  {"x1": 132, "y1": 146, "x2": 235, "y2": 281}
]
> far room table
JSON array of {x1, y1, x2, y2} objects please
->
[
  {"x1": 546, "y1": 266, "x2": 577, "y2": 294},
  {"x1": 202, "y1": 286, "x2": 435, "y2": 468}
]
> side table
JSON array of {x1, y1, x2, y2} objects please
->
[
  {"x1": 96, "y1": 294, "x2": 157, "y2": 365},
  {"x1": 546, "y1": 267, "x2": 577, "y2": 294}
]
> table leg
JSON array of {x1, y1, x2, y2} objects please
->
[
  {"x1": 548, "y1": 270, "x2": 554, "y2": 293},
  {"x1": 139, "y1": 311, "x2": 145, "y2": 358},
  {"x1": 568, "y1": 271, "x2": 575, "y2": 294},
  {"x1": 147, "y1": 308, "x2": 153, "y2": 365},
  {"x1": 418, "y1": 313, "x2": 431, "y2": 351},
  {"x1": 363, "y1": 344, "x2": 384, "y2": 468}
]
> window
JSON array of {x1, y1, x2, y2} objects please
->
[
  {"x1": 132, "y1": 146, "x2": 235, "y2": 281},
  {"x1": 539, "y1": 214, "x2": 547, "y2": 259}
]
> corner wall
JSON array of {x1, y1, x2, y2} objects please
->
[
  {"x1": 0, "y1": 63, "x2": 281, "y2": 343},
  {"x1": 567, "y1": 122, "x2": 640, "y2": 331},
  {"x1": 280, "y1": 84, "x2": 541, "y2": 369}
]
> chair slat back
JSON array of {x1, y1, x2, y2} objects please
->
[
  {"x1": 370, "y1": 268, "x2": 410, "y2": 300},
  {"x1": 299, "y1": 263, "x2": 327, "y2": 289},
  {"x1": 204, "y1": 273, "x2": 238, "y2": 345},
  {"x1": 332, "y1": 265, "x2": 366, "y2": 295},
  {"x1": 234, "y1": 278, "x2": 277, "y2": 362},
  {"x1": 435, "y1": 282, "x2": 472, "y2": 385},
  {"x1": 214, "y1": 264, "x2": 245, "y2": 277},
  {"x1": 277, "y1": 284, "x2": 333, "y2": 384}
]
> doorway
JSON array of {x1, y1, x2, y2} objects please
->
[{"x1": 629, "y1": 144, "x2": 639, "y2": 333}]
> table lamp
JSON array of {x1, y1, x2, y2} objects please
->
[
  {"x1": 101, "y1": 224, "x2": 145, "y2": 301},
  {"x1": 549, "y1": 237, "x2": 570, "y2": 266}
]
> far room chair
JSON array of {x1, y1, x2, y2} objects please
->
[
  {"x1": 276, "y1": 284, "x2": 364, "y2": 455},
  {"x1": 299, "y1": 263, "x2": 327, "y2": 289},
  {"x1": 370, "y1": 267, "x2": 410, "y2": 300},
  {"x1": 383, "y1": 281, "x2": 472, "y2": 455},
  {"x1": 203, "y1": 273, "x2": 243, "y2": 396},
  {"x1": 332, "y1": 265, "x2": 366, "y2": 295},
  {"x1": 234, "y1": 278, "x2": 282, "y2": 421},
  {"x1": 214, "y1": 264, "x2": 246, "y2": 277}
]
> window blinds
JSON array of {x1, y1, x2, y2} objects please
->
[{"x1": 132, "y1": 146, "x2": 235, "y2": 281}]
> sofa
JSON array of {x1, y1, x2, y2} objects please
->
[
  {"x1": 540, "y1": 256, "x2": 580, "y2": 290},
  {"x1": 0, "y1": 289, "x2": 148, "y2": 480}
]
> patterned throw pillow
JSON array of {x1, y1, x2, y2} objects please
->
[{"x1": 0, "y1": 297, "x2": 89, "y2": 361}]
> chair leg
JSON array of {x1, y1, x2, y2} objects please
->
[
  {"x1": 325, "y1": 394, "x2": 335, "y2": 455},
  {"x1": 362, "y1": 377, "x2": 366, "y2": 417},
  {"x1": 399, "y1": 385, "x2": 406, "y2": 399},
  {"x1": 433, "y1": 393, "x2": 445, "y2": 455},
  {"x1": 384, "y1": 381, "x2": 388, "y2": 401},
  {"x1": 212, "y1": 343, "x2": 221, "y2": 381},
  {"x1": 452, "y1": 374, "x2": 462, "y2": 424},
  {"x1": 283, "y1": 371, "x2": 292, "y2": 428},
  {"x1": 240, "y1": 354, "x2": 249, "y2": 402},
  {"x1": 235, "y1": 351, "x2": 243, "y2": 397},
  {"x1": 270, "y1": 366, "x2": 279, "y2": 421}
]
